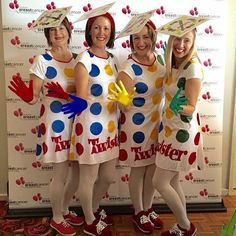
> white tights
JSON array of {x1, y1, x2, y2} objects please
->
[
  {"x1": 49, "y1": 161, "x2": 79, "y2": 223},
  {"x1": 152, "y1": 167, "x2": 190, "y2": 229},
  {"x1": 129, "y1": 164, "x2": 156, "y2": 214},
  {"x1": 78, "y1": 159, "x2": 117, "y2": 224}
]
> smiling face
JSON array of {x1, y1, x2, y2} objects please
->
[
  {"x1": 48, "y1": 24, "x2": 70, "y2": 47},
  {"x1": 90, "y1": 16, "x2": 111, "y2": 49},
  {"x1": 172, "y1": 30, "x2": 195, "y2": 61},
  {"x1": 131, "y1": 25, "x2": 154, "y2": 57}
]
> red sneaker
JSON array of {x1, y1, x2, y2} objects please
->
[
  {"x1": 64, "y1": 211, "x2": 84, "y2": 226},
  {"x1": 161, "y1": 223, "x2": 197, "y2": 236},
  {"x1": 147, "y1": 208, "x2": 164, "y2": 229},
  {"x1": 84, "y1": 219, "x2": 112, "y2": 236},
  {"x1": 94, "y1": 208, "x2": 113, "y2": 225},
  {"x1": 50, "y1": 219, "x2": 76, "y2": 236},
  {"x1": 132, "y1": 211, "x2": 154, "y2": 234}
]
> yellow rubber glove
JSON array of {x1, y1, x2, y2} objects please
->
[{"x1": 108, "y1": 80, "x2": 136, "y2": 106}]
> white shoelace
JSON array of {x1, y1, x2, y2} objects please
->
[
  {"x1": 68, "y1": 211, "x2": 77, "y2": 217},
  {"x1": 96, "y1": 220, "x2": 108, "y2": 235},
  {"x1": 61, "y1": 220, "x2": 72, "y2": 228},
  {"x1": 169, "y1": 224, "x2": 185, "y2": 236},
  {"x1": 149, "y1": 211, "x2": 159, "y2": 220},
  {"x1": 140, "y1": 215, "x2": 150, "y2": 224},
  {"x1": 99, "y1": 209, "x2": 107, "y2": 220}
]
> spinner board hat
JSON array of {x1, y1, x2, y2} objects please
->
[
  {"x1": 73, "y1": 2, "x2": 116, "y2": 23},
  {"x1": 157, "y1": 15, "x2": 209, "y2": 37},
  {"x1": 29, "y1": 6, "x2": 72, "y2": 29},
  {"x1": 116, "y1": 9, "x2": 156, "y2": 39}
]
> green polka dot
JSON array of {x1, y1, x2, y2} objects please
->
[
  {"x1": 177, "y1": 77, "x2": 186, "y2": 89},
  {"x1": 180, "y1": 115, "x2": 192, "y2": 123},
  {"x1": 176, "y1": 129, "x2": 189, "y2": 143}
]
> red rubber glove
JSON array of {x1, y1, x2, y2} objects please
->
[
  {"x1": 44, "y1": 82, "x2": 69, "y2": 100},
  {"x1": 8, "y1": 76, "x2": 33, "y2": 103}
]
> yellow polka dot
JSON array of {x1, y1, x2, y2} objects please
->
[
  {"x1": 155, "y1": 77, "x2": 163, "y2": 89},
  {"x1": 165, "y1": 92, "x2": 172, "y2": 102},
  {"x1": 166, "y1": 75, "x2": 172, "y2": 85},
  {"x1": 64, "y1": 68, "x2": 74, "y2": 77},
  {"x1": 104, "y1": 65, "x2": 113, "y2": 76},
  {"x1": 71, "y1": 135, "x2": 75, "y2": 146},
  {"x1": 151, "y1": 111, "x2": 160, "y2": 122},
  {"x1": 152, "y1": 93, "x2": 162, "y2": 104},
  {"x1": 148, "y1": 64, "x2": 157, "y2": 72},
  {"x1": 150, "y1": 128, "x2": 158, "y2": 140},
  {"x1": 107, "y1": 101, "x2": 116, "y2": 114},
  {"x1": 108, "y1": 120, "x2": 115, "y2": 132},
  {"x1": 68, "y1": 152, "x2": 75, "y2": 160},
  {"x1": 165, "y1": 126, "x2": 172, "y2": 137},
  {"x1": 108, "y1": 82, "x2": 115, "y2": 95},
  {"x1": 165, "y1": 107, "x2": 174, "y2": 119}
]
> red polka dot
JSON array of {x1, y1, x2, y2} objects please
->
[
  {"x1": 120, "y1": 112, "x2": 126, "y2": 124},
  {"x1": 40, "y1": 104, "x2": 45, "y2": 117},
  {"x1": 76, "y1": 143, "x2": 84, "y2": 155},
  {"x1": 40, "y1": 123, "x2": 46, "y2": 135},
  {"x1": 194, "y1": 132, "x2": 200, "y2": 145},
  {"x1": 75, "y1": 123, "x2": 83, "y2": 136},
  {"x1": 197, "y1": 113, "x2": 200, "y2": 126},
  {"x1": 119, "y1": 149, "x2": 128, "y2": 161},
  {"x1": 120, "y1": 131, "x2": 127, "y2": 143},
  {"x1": 42, "y1": 143, "x2": 48, "y2": 154},
  {"x1": 188, "y1": 152, "x2": 196, "y2": 165}
]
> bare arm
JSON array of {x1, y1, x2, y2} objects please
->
[
  {"x1": 179, "y1": 78, "x2": 201, "y2": 116},
  {"x1": 29, "y1": 74, "x2": 43, "y2": 105},
  {"x1": 74, "y1": 62, "x2": 89, "y2": 99}
]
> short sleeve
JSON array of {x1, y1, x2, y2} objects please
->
[
  {"x1": 29, "y1": 54, "x2": 47, "y2": 80},
  {"x1": 119, "y1": 58, "x2": 135, "y2": 80},
  {"x1": 184, "y1": 58, "x2": 204, "y2": 81},
  {"x1": 77, "y1": 50, "x2": 92, "y2": 73}
]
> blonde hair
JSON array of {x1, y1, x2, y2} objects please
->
[{"x1": 165, "y1": 29, "x2": 199, "y2": 78}]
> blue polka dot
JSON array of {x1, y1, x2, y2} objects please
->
[
  {"x1": 132, "y1": 113, "x2": 145, "y2": 125},
  {"x1": 89, "y1": 64, "x2": 100, "y2": 77},
  {"x1": 131, "y1": 64, "x2": 143, "y2": 76},
  {"x1": 88, "y1": 51, "x2": 95, "y2": 57},
  {"x1": 50, "y1": 101, "x2": 62, "y2": 113},
  {"x1": 37, "y1": 127, "x2": 42, "y2": 137},
  {"x1": 90, "y1": 122, "x2": 103, "y2": 135},
  {"x1": 36, "y1": 144, "x2": 42, "y2": 156},
  {"x1": 133, "y1": 131, "x2": 145, "y2": 143},
  {"x1": 133, "y1": 97, "x2": 145, "y2": 107},
  {"x1": 46, "y1": 66, "x2": 57, "y2": 79},
  {"x1": 90, "y1": 102, "x2": 102, "y2": 115},
  {"x1": 135, "y1": 82, "x2": 148, "y2": 94},
  {"x1": 91, "y1": 84, "x2": 103, "y2": 96},
  {"x1": 42, "y1": 53, "x2": 52, "y2": 61},
  {"x1": 159, "y1": 122, "x2": 163, "y2": 133},
  {"x1": 52, "y1": 120, "x2": 65, "y2": 133}
]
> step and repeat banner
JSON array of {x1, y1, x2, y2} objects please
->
[{"x1": 2, "y1": 0, "x2": 226, "y2": 209}]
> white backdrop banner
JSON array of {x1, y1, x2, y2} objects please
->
[{"x1": 2, "y1": 0, "x2": 226, "y2": 209}]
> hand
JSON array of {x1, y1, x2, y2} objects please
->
[
  {"x1": 169, "y1": 87, "x2": 188, "y2": 115},
  {"x1": 61, "y1": 94, "x2": 87, "y2": 119},
  {"x1": 44, "y1": 82, "x2": 69, "y2": 100},
  {"x1": 108, "y1": 80, "x2": 136, "y2": 106},
  {"x1": 8, "y1": 76, "x2": 33, "y2": 103}
]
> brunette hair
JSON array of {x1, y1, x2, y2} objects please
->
[
  {"x1": 44, "y1": 17, "x2": 72, "y2": 46},
  {"x1": 129, "y1": 20, "x2": 157, "y2": 53},
  {"x1": 85, "y1": 12, "x2": 116, "y2": 48}
]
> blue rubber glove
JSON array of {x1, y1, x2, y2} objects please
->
[
  {"x1": 61, "y1": 94, "x2": 87, "y2": 119},
  {"x1": 169, "y1": 87, "x2": 188, "y2": 115}
]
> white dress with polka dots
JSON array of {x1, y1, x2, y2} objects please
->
[
  {"x1": 69, "y1": 50, "x2": 119, "y2": 164},
  {"x1": 29, "y1": 51, "x2": 77, "y2": 164},
  {"x1": 119, "y1": 54, "x2": 166, "y2": 167},
  {"x1": 156, "y1": 58, "x2": 205, "y2": 172}
]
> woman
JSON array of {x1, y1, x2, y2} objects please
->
[
  {"x1": 152, "y1": 28, "x2": 204, "y2": 236},
  {"x1": 8, "y1": 17, "x2": 84, "y2": 236},
  {"x1": 69, "y1": 12, "x2": 118, "y2": 236},
  {"x1": 115, "y1": 20, "x2": 165, "y2": 234}
]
